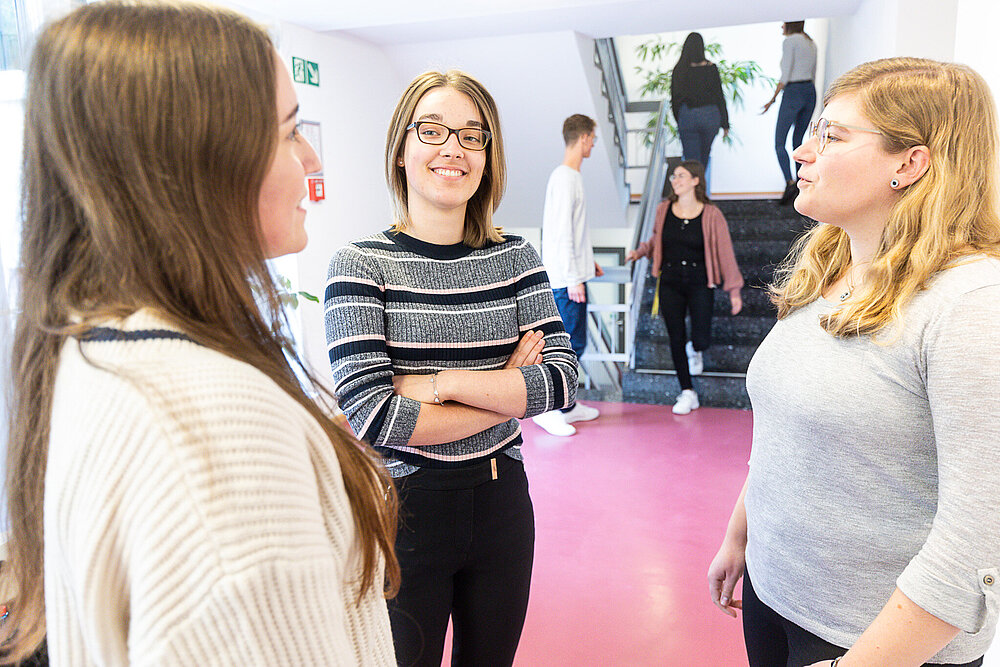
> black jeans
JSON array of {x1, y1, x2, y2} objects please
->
[
  {"x1": 743, "y1": 569, "x2": 984, "y2": 667},
  {"x1": 389, "y1": 456, "x2": 535, "y2": 667},
  {"x1": 658, "y1": 262, "x2": 714, "y2": 391}
]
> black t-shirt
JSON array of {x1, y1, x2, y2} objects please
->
[{"x1": 661, "y1": 205, "x2": 704, "y2": 265}]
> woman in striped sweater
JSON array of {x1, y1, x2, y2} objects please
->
[{"x1": 325, "y1": 70, "x2": 578, "y2": 666}]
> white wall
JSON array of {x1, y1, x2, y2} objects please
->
[
  {"x1": 0, "y1": 71, "x2": 25, "y2": 296},
  {"x1": 824, "y1": 0, "x2": 899, "y2": 86},
  {"x1": 384, "y1": 31, "x2": 630, "y2": 230},
  {"x1": 618, "y1": 20, "x2": 827, "y2": 196},
  {"x1": 954, "y1": 0, "x2": 1000, "y2": 101},
  {"x1": 265, "y1": 20, "x2": 404, "y2": 384},
  {"x1": 824, "y1": 0, "x2": 960, "y2": 90},
  {"x1": 895, "y1": 0, "x2": 958, "y2": 63}
]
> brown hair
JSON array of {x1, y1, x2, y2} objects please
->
[
  {"x1": 385, "y1": 70, "x2": 506, "y2": 248},
  {"x1": 6, "y1": 2, "x2": 397, "y2": 659},
  {"x1": 562, "y1": 113, "x2": 596, "y2": 146},
  {"x1": 771, "y1": 57, "x2": 1000, "y2": 336},
  {"x1": 783, "y1": 21, "x2": 811, "y2": 39},
  {"x1": 667, "y1": 160, "x2": 710, "y2": 203}
]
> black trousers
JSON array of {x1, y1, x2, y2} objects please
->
[
  {"x1": 389, "y1": 456, "x2": 535, "y2": 667},
  {"x1": 743, "y1": 569, "x2": 984, "y2": 667},
  {"x1": 658, "y1": 263, "x2": 714, "y2": 391}
]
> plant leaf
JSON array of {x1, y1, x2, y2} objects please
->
[{"x1": 297, "y1": 291, "x2": 320, "y2": 303}]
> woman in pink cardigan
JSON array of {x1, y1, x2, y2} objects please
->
[{"x1": 627, "y1": 160, "x2": 743, "y2": 414}]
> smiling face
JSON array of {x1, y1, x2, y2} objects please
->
[
  {"x1": 257, "y1": 52, "x2": 322, "y2": 258},
  {"x1": 792, "y1": 94, "x2": 902, "y2": 234},
  {"x1": 669, "y1": 166, "x2": 698, "y2": 197},
  {"x1": 401, "y1": 86, "x2": 487, "y2": 223}
]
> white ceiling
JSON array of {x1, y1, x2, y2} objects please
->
[{"x1": 230, "y1": 0, "x2": 864, "y2": 44}]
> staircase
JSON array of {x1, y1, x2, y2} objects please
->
[
  {"x1": 584, "y1": 38, "x2": 813, "y2": 410},
  {"x1": 614, "y1": 200, "x2": 813, "y2": 409}
]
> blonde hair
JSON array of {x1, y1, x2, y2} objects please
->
[
  {"x1": 7, "y1": 2, "x2": 397, "y2": 659},
  {"x1": 385, "y1": 70, "x2": 506, "y2": 248},
  {"x1": 771, "y1": 57, "x2": 1000, "y2": 336}
]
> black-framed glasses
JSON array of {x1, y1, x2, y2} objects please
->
[
  {"x1": 406, "y1": 121, "x2": 492, "y2": 151},
  {"x1": 808, "y1": 117, "x2": 884, "y2": 154}
]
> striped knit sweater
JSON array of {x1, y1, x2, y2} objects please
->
[
  {"x1": 325, "y1": 230, "x2": 578, "y2": 477},
  {"x1": 44, "y1": 309, "x2": 394, "y2": 666}
]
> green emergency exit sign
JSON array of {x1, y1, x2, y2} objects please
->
[{"x1": 292, "y1": 57, "x2": 320, "y2": 87}]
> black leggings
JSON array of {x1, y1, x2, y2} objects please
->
[
  {"x1": 742, "y1": 569, "x2": 984, "y2": 667},
  {"x1": 389, "y1": 456, "x2": 535, "y2": 667},
  {"x1": 658, "y1": 265, "x2": 714, "y2": 390}
]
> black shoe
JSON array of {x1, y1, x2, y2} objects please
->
[{"x1": 778, "y1": 180, "x2": 798, "y2": 206}]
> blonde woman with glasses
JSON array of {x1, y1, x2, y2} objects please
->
[
  {"x1": 709, "y1": 57, "x2": 1000, "y2": 667},
  {"x1": 325, "y1": 70, "x2": 577, "y2": 666}
]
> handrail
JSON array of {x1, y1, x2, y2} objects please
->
[
  {"x1": 625, "y1": 100, "x2": 670, "y2": 369},
  {"x1": 594, "y1": 38, "x2": 628, "y2": 169}
]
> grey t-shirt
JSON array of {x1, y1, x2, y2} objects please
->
[{"x1": 745, "y1": 257, "x2": 1000, "y2": 663}]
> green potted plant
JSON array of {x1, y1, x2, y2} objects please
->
[{"x1": 634, "y1": 36, "x2": 773, "y2": 145}]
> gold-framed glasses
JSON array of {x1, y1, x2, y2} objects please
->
[
  {"x1": 406, "y1": 121, "x2": 491, "y2": 151},
  {"x1": 809, "y1": 117, "x2": 884, "y2": 154}
]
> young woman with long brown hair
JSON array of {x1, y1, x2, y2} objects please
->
[
  {"x1": 709, "y1": 58, "x2": 1000, "y2": 667},
  {"x1": 4, "y1": 2, "x2": 397, "y2": 663}
]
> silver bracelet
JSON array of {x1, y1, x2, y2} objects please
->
[
  {"x1": 830, "y1": 657, "x2": 843, "y2": 667},
  {"x1": 429, "y1": 372, "x2": 441, "y2": 404}
]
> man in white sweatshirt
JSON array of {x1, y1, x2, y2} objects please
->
[{"x1": 534, "y1": 114, "x2": 603, "y2": 436}]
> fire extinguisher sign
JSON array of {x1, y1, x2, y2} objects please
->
[{"x1": 308, "y1": 178, "x2": 325, "y2": 202}]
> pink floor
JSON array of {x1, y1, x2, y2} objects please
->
[{"x1": 515, "y1": 400, "x2": 751, "y2": 666}]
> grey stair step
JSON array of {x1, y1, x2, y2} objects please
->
[
  {"x1": 640, "y1": 312, "x2": 775, "y2": 346},
  {"x1": 715, "y1": 199, "x2": 811, "y2": 220},
  {"x1": 728, "y1": 221, "x2": 812, "y2": 242},
  {"x1": 635, "y1": 341, "x2": 766, "y2": 373},
  {"x1": 712, "y1": 288, "x2": 776, "y2": 317},
  {"x1": 732, "y1": 239, "x2": 797, "y2": 266},
  {"x1": 639, "y1": 313, "x2": 775, "y2": 345},
  {"x1": 637, "y1": 277, "x2": 777, "y2": 318},
  {"x1": 623, "y1": 371, "x2": 751, "y2": 410},
  {"x1": 625, "y1": 198, "x2": 811, "y2": 410}
]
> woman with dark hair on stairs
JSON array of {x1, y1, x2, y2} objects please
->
[{"x1": 627, "y1": 160, "x2": 743, "y2": 415}]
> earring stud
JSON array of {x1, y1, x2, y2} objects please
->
[{"x1": 890, "y1": 178, "x2": 900, "y2": 188}]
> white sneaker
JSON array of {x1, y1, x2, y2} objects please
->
[
  {"x1": 672, "y1": 389, "x2": 700, "y2": 415},
  {"x1": 532, "y1": 410, "x2": 577, "y2": 436},
  {"x1": 562, "y1": 402, "x2": 599, "y2": 424},
  {"x1": 686, "y1": 341, "x2": 704, "y2": 376}
]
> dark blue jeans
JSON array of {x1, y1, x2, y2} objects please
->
[
  {"x1": 552, "y1": 286, "x2": 586, "y2": 360},
  {"x1": 677, "y1": 104, "x2": 722, "y2": 174},
  {"x1": 774, "y1": 81, "x2": 816, "y2": 182},
  {"x1": 553, "y1": 286, "x2": 586, "y2": 412}
]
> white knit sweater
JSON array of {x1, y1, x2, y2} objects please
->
[{"x1": 43, "y1": 310, "x2": 394, "y2": 666}]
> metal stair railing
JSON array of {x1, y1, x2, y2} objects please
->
[
  {"x1": 576, "y1": 36, "x2": 633, "y2": 394},
  {"x1": 594, "y1": 37, "x2": 628, "y2": 170},
  {"x1": 625, "y1": 100, "x2": 670, "y2": 369},
  {"x1": 582, "y1": 307, "x2": 623, "y2": 390}
]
